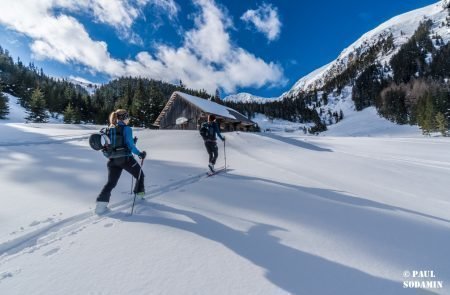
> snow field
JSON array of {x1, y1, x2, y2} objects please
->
[{"x1": 0, "y1": 123, "x2": 449, "y2": 294}]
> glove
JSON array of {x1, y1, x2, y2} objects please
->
[
  {"x1": 133, "y1": 136, "x2": 138, "y2": 144},
  {"x1": 138, "y1": 151, "x2": 147, "y2": 159},
  {"x1": 222, "y1": 136, "x2": 226, "y2": 141}
]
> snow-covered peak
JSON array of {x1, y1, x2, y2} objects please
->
[
  {"x1": 223, "y1": 92, "x2": 280, "y2": 104},
  {"x1": 68, "y1": 76, "x2": 100, "y2": 95},
  {"x1": 283, "y1": 1, "x2": 449, "y2": 97}
]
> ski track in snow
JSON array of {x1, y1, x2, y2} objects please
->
[
  {"x1": 1, "y1": 123, "x2": 449, "y2": 294},
  {"x1": 0, "y1": 135, "x2": 91, "y2": 147},
  {"x1": 333, "y1": 148, "x2": 450, "y2": 171},
  {"x1": 0, "y1": 168, "x2": 218, "y2": 266}
]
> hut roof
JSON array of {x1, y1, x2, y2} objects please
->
[
  {"x1": 174, "y1": 92, "x2": 235, "y2": 119},
  {"x1": 154, "y1": 91, "x2": 255, "y2": 127}
]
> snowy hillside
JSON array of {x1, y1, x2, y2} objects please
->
[
  {"x1": 68, "y1": 76, "x2": 100, "y2": 96},
  {"x1": 283, "y1": 0, "x2": 450, "y2": 97},
  {"x1": 253, "y1": 113, "x2": 312, "y2": 132},
  {"x1": 323, "y1": 107, "x2": 422, "y2": 137},
  {"x1": 2, "y1": 93, "x2": 28, "y2": 123},
  {"x1": 253, "y1": 105, "x2": 422, "y2": 136},
  {"x1": 1, "y1": 92, "x2": 63, "y2": 123},
  {"x1": 223, "y1": 93, "x2": 279, "y2": 103},
  {"x1": 1, "y1": 122, "x2": 449, "y2": 294}
]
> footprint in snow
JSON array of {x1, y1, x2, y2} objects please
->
[
  {"x1": 104, "y1": 223, "x2": 114, "y2": 228},
  {"x1": 0, "y1": 270, "x2": 21, "y2": 282},
  {"x1": 29, "y1": 218, "x2": 55, "y2": 227},
  {"x1": 43, "y1": 247, "x2": 60, "y2": 257},
  {"x1": 29, "y1": 220, "x2": 41, "y2": 227}
]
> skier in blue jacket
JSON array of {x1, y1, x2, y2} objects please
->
[
  {"x1": 95, "y1": 109, "x2": 146, "y2": 214},
  {"x1": 201, "y1": 114, "x2": 225, "y2": 172}
]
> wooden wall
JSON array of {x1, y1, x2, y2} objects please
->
[
  {"x1": 157, "y1": 93, "x2": 256, "y2": 131},
  {"x1": 158, "y1": 95, "x2": 203, "y2": 130}
]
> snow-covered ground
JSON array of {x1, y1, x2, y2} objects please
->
[
  {"x1": 252, "y1": 113, "x2": 312, "y2": 133},
  {"x1": 1, "y1": 118, "x2": 449, "y2": 294},
  {"x1": 2, "y1": 93, "x2": 63, "y2": 123},
  {"x1": 2, "y1": 93, "x2": 28, "y2": 123},
  {"x1": 323, "y1": 106, "x2": 422, "y2": 137}
]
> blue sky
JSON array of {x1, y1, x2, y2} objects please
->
[{"x1": 0, "y1": 0, "x2": 439, "y2": 97}]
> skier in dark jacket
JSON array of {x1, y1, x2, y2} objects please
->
[
  {"x1": 95, "y1": 109, "x2": 146, "y2": 214},
  {"x1": 201, "y1": 114, "x2": 225, "y2": 172}
]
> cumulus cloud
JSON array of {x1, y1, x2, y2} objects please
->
[
  {"x1": 0, "y1": 0, "x2": 285, "y2": 93},
  {"x1": 0, "y1": 1, "x2": 126, "y2": 74},
  {"x1": 241, "y1": 3, "x2": 281, "y2": 41},
  {"x1": 125, "y1": 0, "x2": 285, "y2": 92},
  {"x1": 143, "y1": 0, "x2": 179, "y2": 18}
]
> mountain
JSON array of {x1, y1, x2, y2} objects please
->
[
  {"x1": 231, "y1": 0, "x2": 450, "y2": 135},
  {"x1": 68, "y1": 76, "x2": 101, "y2": 96},
  {"x1": 223, "y1": 92, "x2": 279, "y2": 103},
  {"x1": 283, "y1": 0, "x2": 450, "y2": 98}
]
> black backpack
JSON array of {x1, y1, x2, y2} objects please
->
[
  {"x1": 101, "y1": 125, "x2": 130, "y2": 158},
  {"x1": 200, "y1": 122, "x2": 215, "y2": 140}
]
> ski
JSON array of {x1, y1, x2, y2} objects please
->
[{"x1": 206, "y1": 165, "x2": 227, "y2": 177}]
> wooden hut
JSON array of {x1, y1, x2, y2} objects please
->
[{"x1": 153, "y1": 91, "x2": 256, "y2": 131}]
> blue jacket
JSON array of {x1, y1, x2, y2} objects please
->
[
  {"x1": 208, "y1": 122, "x2": 224, "y2": 141},
  {"x1": 118, "y1": 121, "x2": 141, "y2": 156}
]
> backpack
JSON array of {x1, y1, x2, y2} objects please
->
[
  {"x1": 200, "y1": 122, "x2": 215, "y2": 141},
  {"x1": 89, "y1": 126, "x2": 130, "y2": 158}
]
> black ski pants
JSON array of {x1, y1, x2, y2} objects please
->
[
  {"x1": 97, "y1": 156, "x2": 145, "y2": 203},
  {"x1": 204, "y1": 140, "x2": 219, "y2": 165}
]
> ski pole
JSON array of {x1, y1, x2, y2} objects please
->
[
  {"x1": 131, "y1": 137, "x2": 139, "y2": 194},
  {"x1": 130, "y1": 174, "x2": 134, "y2": 195},
  {"x1": 224, "y1": 138, "x2": 227, "y2": 173},
  {"x1": 131, "y1": 158, "x2": 145, "y2": 215}
]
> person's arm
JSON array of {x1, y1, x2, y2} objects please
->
[
  {"x1": 124, "y1": 126, "x2": 141, "y2": 155},
  {"x1": 215, "y1": 123, "x2": 224, "y2": 141}
]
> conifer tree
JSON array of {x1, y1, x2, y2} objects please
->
[
  {"x1": 321, "y1": 92, "x2": 328, "y2": 105},
  {"x1": 417, "y1": 93, "x2": 436, "y2": 135},
  {"x1": 26, "y1": 88, "x2": 49, "y2": 123},
  {"x1": 214, "y1": 88, "x2": 222, "y2": 104},
  {"x1": 435, "y1": 112, "x2": 448, "y2": 136},
  {"x1": 63, "y1": 103, "x2": 75, "y2": 124},
  {"x1": 0, "y1": 85, "x2": 9, "y2": 119},
  {"x1": 130, "y1": 79, "x2": 146, "y2": 127}
]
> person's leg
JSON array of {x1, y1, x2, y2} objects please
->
[
  {"x1": 97, "y1": 159, "x2": 123, "y2": 202},
  {"x1": 205, "y1": 141, "x2": 214, "y2": 164},
  {"x1": 211, "y1": 143, "x2": 219, "y2": 165},
  {"x1": 122, "y1": 156, "x2": 145, "y2": 194}
]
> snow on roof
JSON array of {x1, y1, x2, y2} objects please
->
[{"x1": 175, "y1": 91, "x2": 237, "y2": 120}]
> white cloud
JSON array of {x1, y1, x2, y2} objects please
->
[
  {"x1": 143, "y1": 0, "x2": 179, "y2": 18},
  {"x1": 0, "y1": 0, "x2": 285, "y2": 93},
  {"x1": 241, "y1": 3, "x2": 281, "y2": 41},
  {"x1": 185, "y1": 0, "x2": 232, "y2": 63}
]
